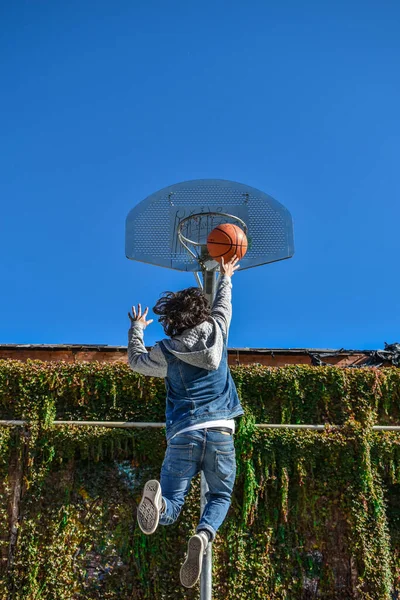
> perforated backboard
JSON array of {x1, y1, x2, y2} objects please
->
[{"x1": 125, "y1": 179, "x2": 294, "y2": 272}]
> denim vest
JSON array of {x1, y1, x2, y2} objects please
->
[{"x1": 159, "y1": 328, "x2": 244, "y2": 441}]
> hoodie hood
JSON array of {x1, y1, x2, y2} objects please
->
[{"x1": 161, "y1": 316, "x2": 223, "y2": 371}]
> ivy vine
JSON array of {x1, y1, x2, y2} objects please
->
[{"x1": 0, "y1": 360, "x2": 399, "y2": 599}]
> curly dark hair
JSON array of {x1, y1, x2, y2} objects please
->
[{"x1": 152, "y1": 287, "x2": 211, "y2": 337}]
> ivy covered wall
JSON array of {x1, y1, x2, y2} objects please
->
[{"x1": 0, "y1": 359, "x2": 400, "y2": 599}]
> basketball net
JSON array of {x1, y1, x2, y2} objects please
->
[{"x1": 177, "y1": 212, "x2": 248, "y2": 284}]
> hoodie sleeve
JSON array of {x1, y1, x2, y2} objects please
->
[
  {"x1": 211, "y1": 274, "x2": 232, "y2": 338},
  {"x1": 127, "y1": 322, "x2": 168, "y2": 378}
]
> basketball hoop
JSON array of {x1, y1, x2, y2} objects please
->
[
  {"x1": 177, "y1": 211, "x2": 248, "y2": 272},
  {"x1": 126, "y1": 178, "x2": 294, "y2": 272}
]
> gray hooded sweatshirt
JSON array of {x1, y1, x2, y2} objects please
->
[{"x1": 127, "y1": 274, "x2": 232, "y2": 377}]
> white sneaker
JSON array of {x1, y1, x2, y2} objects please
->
[
  {"x1": 180, "y1": 531, "x2": 209, "y2": 588},
  {"x1": 137, "y1": 480, "x2": 163, "y2": 535}
]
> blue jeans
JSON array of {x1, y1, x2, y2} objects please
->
[{"x1": 158, "y1": 428, "x2": 237, "y2": 541}]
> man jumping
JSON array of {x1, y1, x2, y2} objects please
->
[{"x1": 127, "y1": 255, "x2": 243, "y2": 588}]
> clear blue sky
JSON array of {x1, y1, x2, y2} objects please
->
[{"x1": 1, "y1": 1, "x2": 399, "y2": 350}]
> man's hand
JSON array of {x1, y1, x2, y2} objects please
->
[
  {"x1": 220, "y1": 255, "x2": 240, "y2": 277},
  {"x1": 128, "y1": 303, "x2": 154, "y2": 329}
]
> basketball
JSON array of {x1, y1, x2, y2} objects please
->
[{"x1": 207, "y1": 224, "x2": 248, "y2": 263}]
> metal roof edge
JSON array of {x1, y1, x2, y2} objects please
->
[{"x1": 0, "y1": 343, "x2": 376, "y2": 354}]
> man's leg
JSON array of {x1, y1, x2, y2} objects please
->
[
  {"x1": 159, "y1": 433, "x2": 202, "y2": 526},
  {"x1": 180, "y1": 429, "x2": 236, "y2": 588},
  {"x1": 137, "y1": 433, "x2": 202, "y2": 534},
  {"x1": 196, "y1": 429, "x2": 236, "y2": 542}
]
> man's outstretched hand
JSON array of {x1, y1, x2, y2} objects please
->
[
  {"x1": 220, "y1": 255, "x2": 240, "y2": 277},
  {"x1": 128, "y1": 303, "x2": 154, "y2": 329}
]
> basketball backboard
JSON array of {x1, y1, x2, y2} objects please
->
[{"x1": 125, "y1": 179, "x2": 294, "y2": 272}]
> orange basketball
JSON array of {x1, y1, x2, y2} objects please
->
[{"x1": 207, "y1": 224, "x2": 248, "y2": 263}]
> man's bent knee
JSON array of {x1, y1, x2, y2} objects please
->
[{"x1": 158, "y1": 496, "x2": 184, "y2": 525}]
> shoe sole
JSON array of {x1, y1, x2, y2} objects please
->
[
  {"x1": 180, "y1": 535, "x2": 204, "y2": 588},
  {"x1": 137, "y1": 480, "x2": 161, "y2": 535}
]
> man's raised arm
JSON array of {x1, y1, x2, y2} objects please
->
[{"x1": 211, "y1": 255, "x2": 240, "y2": 338}]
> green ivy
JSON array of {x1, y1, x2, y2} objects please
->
[{"x1": 0, "y1": 359, "x2": 400, "y2": 598}]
